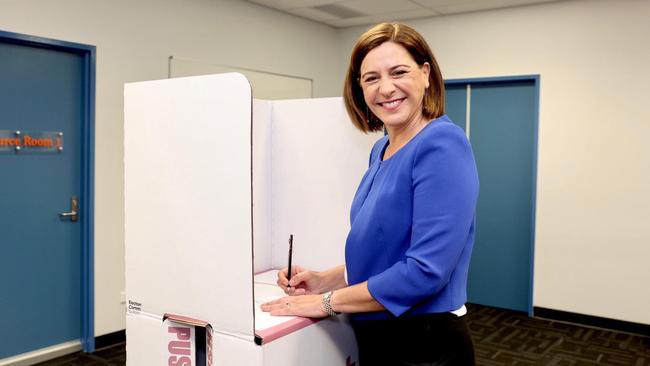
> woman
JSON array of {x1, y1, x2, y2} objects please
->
[{"x1": 262, "y1": 22, "x2": 478, "y2": 365}]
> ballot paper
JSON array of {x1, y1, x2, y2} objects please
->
[
  {"x1": 254, "y1": 270, "x2": 297, "y2": 330},
  {"x1": 253, "y1": 270, "x2": 320, "y2": 344}
]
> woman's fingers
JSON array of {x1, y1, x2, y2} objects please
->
[
  {"x1": 260, "y1": 295, "x2": 327, "y2": 317},
  {"x1": 276, "y1": 266, "x2": 313, "y2": 295},
  {"x1": 260, "y1": 298, "x2": 289, "y2": 315},
  {"x1": 288, "y1": 269, "x2": 312, "y2": 287},
  {"x1": 260, "y1": 296, "x2": 292, "y2": 316},
  {"x1": 277, "y1": 275, "x2": 289, "y2": 289},
  {"x1": 277, "y1": 266, "x2": 305, "y2": 284},
  {"x1": 276, "y1": 267, "x2": 291, "y2": 292},
  {"x1": 282, "y1": 284, "x2": 306, "y2": 296}
]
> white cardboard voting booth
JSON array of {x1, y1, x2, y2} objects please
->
[{"x1": 124, "y1": 73, "x2": 380, "y2": 365}]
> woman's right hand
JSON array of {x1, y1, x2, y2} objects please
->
[{"x1": 277, "y1": 265, "x2": 323, "y2": 296}]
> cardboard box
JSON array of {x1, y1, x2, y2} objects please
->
[
  {"x1": 124, "y1": 73, "x2": 379, "y2": 365},
  {"x1": 126, "y1": 272, "x2": 358, "y2": 366}
]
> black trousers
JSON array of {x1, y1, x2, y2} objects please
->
[{"x1": 352, "y1": 313, "x2": 475, "y2": 366}]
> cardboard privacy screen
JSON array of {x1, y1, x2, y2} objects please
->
[
  {"x1": 124, "y1": 73, "x2": 254, "y2": 339},
  {"x1": 124, "y1": 73, "x2": 378, "y2": 364}
]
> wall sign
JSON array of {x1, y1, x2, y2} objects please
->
[{"x1": 0, "y1": 130, "x2": 63, "y2": 153}]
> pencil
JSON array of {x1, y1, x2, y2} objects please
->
[{"x1": 287, "y1": 234, "x2": 293, "y2": 284}]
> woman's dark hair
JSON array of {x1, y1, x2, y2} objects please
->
[{"x1": 343, "y1": 22, "x2": 445, "y2": 133}]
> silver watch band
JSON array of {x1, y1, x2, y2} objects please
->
[{"x1": 322, "y1": 291, "x2": 340, "y2": 316}]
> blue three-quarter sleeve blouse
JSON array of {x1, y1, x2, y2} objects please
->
[{"x1": 345, "y1": 115, "x2": 479, "y2": 321}]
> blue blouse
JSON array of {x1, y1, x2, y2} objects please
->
[{"x1": 345, "y1": 115, "x2": 479, "y2": 321}]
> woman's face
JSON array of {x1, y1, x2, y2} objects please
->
[{"x1": 359, "y1": 41, "x2": 430, "y2": 131}]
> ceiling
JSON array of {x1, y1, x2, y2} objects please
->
[{"x1": 246, "y1": 0, "x2": 566, "y2": 28}]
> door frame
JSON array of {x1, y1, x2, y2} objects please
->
[
  {"x1": 444, "y1": 75, "x2": 540, "y2": 316},
  {"x1": 0, "y1": 30, "x2": 96, "y2": 352}
]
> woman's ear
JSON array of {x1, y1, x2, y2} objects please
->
[{"x1": 421, "y1": 62, "x2": 431, "y2": 88}]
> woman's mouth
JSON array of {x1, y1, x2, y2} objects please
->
[{"x1": 378, "y1": 98, "x2": 405, "y2": 110}]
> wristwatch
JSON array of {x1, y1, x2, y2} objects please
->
[{"x1": 322, "y1": 291, "x2": 340, "y2": 316}]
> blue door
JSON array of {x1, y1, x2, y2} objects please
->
[
  {"x1": 445, "y1": 78, "x2": 538, "y2": 313},
  {"x1": 0, "y1": 33, "x2": 95, "y2": 359},
  {"x1": 444, "y1": 84, "x2": 467, "y2": 132}
]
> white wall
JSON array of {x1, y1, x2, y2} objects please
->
[
  {"x1": 0, "y1": 0, "x2": 340, "y2": 337},
  {"x1": 338, "y1": 0, "x2": 650, "y2": 324}
]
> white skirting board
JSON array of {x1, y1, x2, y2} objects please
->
[{"x1": 0, "y1": 340, "x2": 81, "y2": 366}]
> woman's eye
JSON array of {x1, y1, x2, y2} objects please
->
[
  {"x1": 393, "y1": 70, "x2": 408, "y2": 77},
  {"x1": 363, "y1": 76, "x2": 378, "y2": 83}
]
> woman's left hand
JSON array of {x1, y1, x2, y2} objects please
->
[{"x1": 260, "y1": 295, "x2": 328, "y2": 318}]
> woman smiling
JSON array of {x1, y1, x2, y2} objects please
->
[{"x1": 262, "y1": 22, "x2": 479, "y2": 365}]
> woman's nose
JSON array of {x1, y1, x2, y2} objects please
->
[{"x1": 378, "y1": 77, "x2": 395, "y2": 96}]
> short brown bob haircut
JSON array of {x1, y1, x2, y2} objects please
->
[{"x1": 343, "y1": 22, "x2": 445, "y2": 133}]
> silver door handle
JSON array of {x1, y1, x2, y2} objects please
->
[{"x1": 60, "y1": 196, "x2": 79, "y2": 222}]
